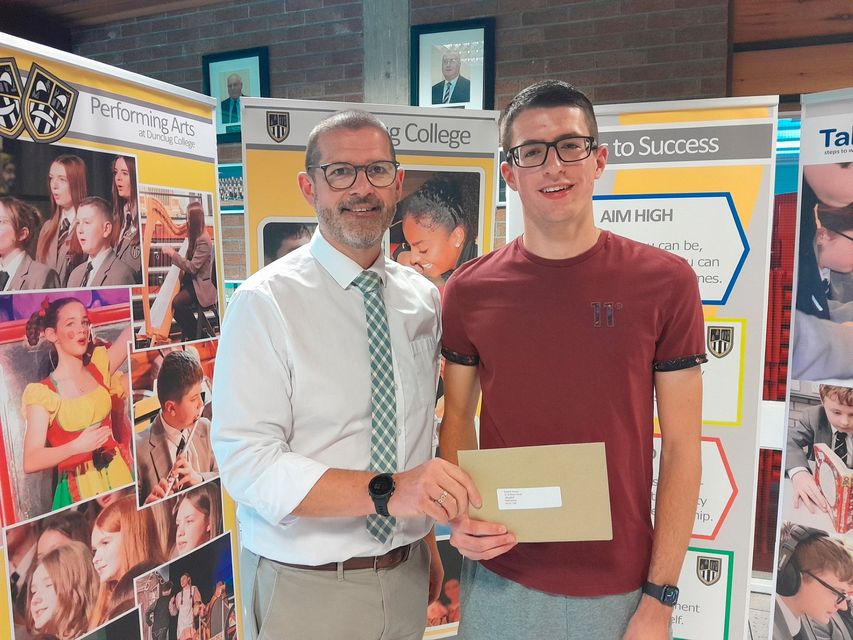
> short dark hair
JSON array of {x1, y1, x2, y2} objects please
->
[
  {"x1": 156, "y1": 350, "x2": 204, "y2": 405},
  {"x1": 263, "y1": 222, "x2": 315, "y2": 261},
  {"x1": 304, "y1": 109, "x2": 396, "y2": 170},
  {"x1": 78, "y1": 195, "x2": 113, "y2": 222},
  {"x1": 500, "y1": 80, "x2": 598, "y2": 157}
]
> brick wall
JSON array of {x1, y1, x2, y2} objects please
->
[
  {"x1": 71, "y1": 0, "x2": 364, "y2": 279},
  {"x1": 71, "y1": 0, "x2": 364, "y2": 103},
  {"x1": 410, "y1": 0, "x2": 729, "y2": 110},
  {"x1": 70, "y1": 0, "x2": 729, "y2": 279}
]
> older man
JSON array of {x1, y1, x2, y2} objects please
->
[
  {"x1": 220, "y1": 73, "x2": 243, "y2": 124},
  {"x1": 431, "y1": 51, "x2": 470, "y2": 105},
  {"x1": 212, "y1": 109, "x2": 479, "y2": 640}
]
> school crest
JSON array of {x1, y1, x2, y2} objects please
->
[
  {"x1": 707, "y1": 325, "x2": 734, "y2": 359},
  {"x1": 0, "y1": 58, "x2": 24, "y2": 139},
  {"x1": 696, "y1": 555, "x2": 721, "y2": 586},
  {"x1": 266, "y1": 111, "x2": 289, "y2": 143},
  {"x1": 23, "y1": 63, "x2": 78, "y2": 143}
]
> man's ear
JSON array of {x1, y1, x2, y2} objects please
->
[
  {"x1": 500, "y1": 161, "x2": 517, "y2": 192},
  {"x1": 297, "y1": 172, "x2": 316, "y2": 207}
]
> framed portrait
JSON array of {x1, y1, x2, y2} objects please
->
[
  {"x1": 410, "y1": 18, "x2": 495, "y2": 110},
  {"x1": 202, "y1": 47, "x2": 270, "y2": 143}
]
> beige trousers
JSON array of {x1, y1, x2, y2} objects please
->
[{"x1": 240, "y1": 541, "x2": 429, "y2": 640}]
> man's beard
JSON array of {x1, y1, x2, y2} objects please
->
[{"x1": 315, "y1": 195, "x2": 395, "y2": 250}]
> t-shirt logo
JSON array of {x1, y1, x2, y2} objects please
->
[{"x1": 591, "y1": 301, "x2": 622, "y2": 327}]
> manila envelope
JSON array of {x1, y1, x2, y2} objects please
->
[{"x1": 457, "y1": 442, "x2": 612, "y2": 543}]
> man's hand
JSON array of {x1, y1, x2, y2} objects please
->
[
  {"x1": 623, "y1": 596, "x2": 671, "y2": 640},
  {"x1": 791, "y1": 469, "x2": 829, "y2": 513},
  {"x1": 390, "y1": 458, "x2": 481, "y2": 524},
  {"x1": 449, "y1": 514, "x2": 516, "y2": 560}
]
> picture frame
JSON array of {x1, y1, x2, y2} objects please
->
[
  {"x1": 202, "y1": 47, "x2": 270, "y2": 144},
  {"x1": 410, "y1": 18, "x2": 495, "y2": 110}
]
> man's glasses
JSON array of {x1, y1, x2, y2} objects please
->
[
  {"x1": 828, "y1": 228, "x2": 853, "y2": 243},
  {"x1": 804, "y1": 571, "x2": 851, "y2": 606},
  {"x1": 308, "y1": 161, "x2": 399, "y2": 190},
  {"x1": 507, "y1": 136, "x2": 597, "y2": 168}
]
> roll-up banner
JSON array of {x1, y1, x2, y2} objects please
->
[
  {"x1": 0, "y1": 34, "x2": 237, "y2": 640},
  {"x1": 592, "y1": 96, "x2": 778, "y2": 639},
  {"x1": 241, "y1": 98, "x2": 500, "y2": 638},
  {"x1": 775, "y1": 88, "x2": 853, "y2": 640}
]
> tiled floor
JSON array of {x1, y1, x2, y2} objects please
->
[{"x1": 748, "y1": 592, "x2": 771, "y2": 640}]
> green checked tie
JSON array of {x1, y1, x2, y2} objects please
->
[{"x1": 352, "y1": 270, "x2": 397, "y2": 542}]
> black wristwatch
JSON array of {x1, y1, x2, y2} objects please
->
[
  {"x1": 368, "y1": 473, "x2": 396, "y2": 517},
  {"x1": 643, "y1": 581, "x2": 679, "y2": 606}
]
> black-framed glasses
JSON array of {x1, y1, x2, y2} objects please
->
[
  {"x1": 507, "y1": 136, "x2": 597, "y2": 168},
  {"x1": 804, "y1": 571, "x2": 851, "y2": 606},
  {"x1": 308, "y1": 161, "x2": 399, "y2": 190},
  {"x1": 828, "y1": 228, "x2": 853, "y2": 243}
]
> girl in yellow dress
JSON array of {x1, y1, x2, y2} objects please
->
[{"x1": 22, "y1": 296, "x2": 134, "y2": 509}]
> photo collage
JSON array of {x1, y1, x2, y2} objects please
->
[{"x1": 0, "y1": 135, "x2": 233, "y2": 640}]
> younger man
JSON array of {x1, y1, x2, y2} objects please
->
[
  {"x1": 440, "y1": 81, "x2": 705, "y2": 639},
  {"x1": 788, "y1": 385, "x2": 853, "y2": 513},
  {"x1": 135, "y1": 349, "x2": 218, "y2": 505},
  {"x1": 67, "y1": 196, "x2": 135, "y2": 287}
]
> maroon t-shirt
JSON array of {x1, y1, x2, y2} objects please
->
[{"x1": 441, "y1": 231, "x2": 706, "y2": 597}]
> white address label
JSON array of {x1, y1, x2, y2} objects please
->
[{"x1": 497, "y1": 486, "x2": 562, "y2": 510}]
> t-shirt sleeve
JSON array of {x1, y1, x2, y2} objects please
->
[
  {"x1": 440, "y1": 271, "x2": 479, "y2": 366},
  {"x1": 22, "y1": 382, "x2": 60, "y2": 416},
  {"x1": 653, "y1": 260, "x2": 708, "y2": 371}
]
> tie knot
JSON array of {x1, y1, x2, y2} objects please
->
[{"x1": 352, "y1": 270, "x2": 381, "y2": 294}]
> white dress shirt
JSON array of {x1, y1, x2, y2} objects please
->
[
  {"x1": 0, "y1": 249, "x2": 25, "y2": 290},
  {"x1": 212, "y1": 231, "x2": 441, "y2": 564},
  {"x1": 161, "y1": 414, "x2": 198, "y2": 472},
  {"x1": 776, "y1": 597, "x2": 802, "y2": 637},
  {"x1": 82, "y1": 246, "x2": 111, "y2": 285}
]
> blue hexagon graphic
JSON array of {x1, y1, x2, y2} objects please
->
[{"x1": 593, "y1": 192, "x2": 749, "y2": 305}]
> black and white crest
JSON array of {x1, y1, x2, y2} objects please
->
[
  {"x1": 0, "y1": 58, "x2": 24, "y2": 139},
  {"x1": 266, "y1": 111, "x2": 290, "y2": 143},
  {"x1": 697, "y1": 555, "x2": 721, "y2": 586},
  {"x1": 23, "y1": 63, "x2": 78, "y2": 143},
  {"x1": 707, "y1": 325, "x2": 734, "y2": 359}
]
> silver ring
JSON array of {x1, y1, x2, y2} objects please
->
[{"x1": 435, "y1": 490, "x2": 449, "y2": 506}]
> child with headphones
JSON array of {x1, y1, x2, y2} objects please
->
[{"x1": 775, "y1": 523, "x2": 853, "y2": 639}]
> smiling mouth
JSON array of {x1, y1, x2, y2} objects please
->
[
  {"x1": 341, "y1": 205, "x2": 379, "y2": 214},
  {"x1": 540, "y1": 184, "x2": 573, "y2": 194}
]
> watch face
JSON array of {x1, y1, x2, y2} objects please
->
[
  {"x1": 662, "y1": 586, "x2": 679, "y2": 605},
  {"x1": 370, "y1": 474, "x2": 393, "y2": 496}
]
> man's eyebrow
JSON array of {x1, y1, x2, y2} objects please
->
[{"x1": 513, "y1": 132, "x2": 588, "y2": 147}]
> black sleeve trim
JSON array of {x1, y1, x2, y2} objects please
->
[
  {"x1": 441, "y1": 347, "x2": 479, "y2": 366},
  {"x1": 653, "y1": 353, "x2": 708, "y2": 372}
]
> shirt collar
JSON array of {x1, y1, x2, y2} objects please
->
[
  {"x1": 160, "y1": 412, "x2": 189, "y2": 444},
  {"x1": 309, "y1": 228, "x2": 387, "y2": 290},
  {"x1": 776, "y1": 596, "x2": 801, "y2": 635},
  {"x1": 88, "y1": 246, "x2": 112, "y2": 274},
  {"x1": 1, "y1": 248, "x2": 25, "y2": 276}
]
